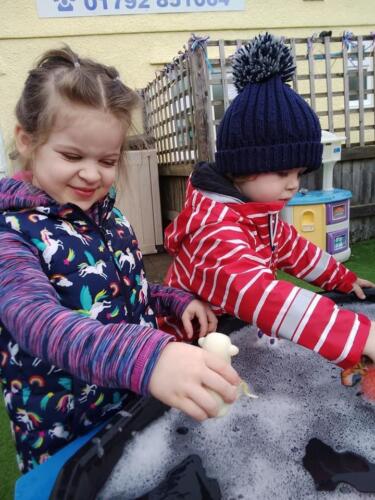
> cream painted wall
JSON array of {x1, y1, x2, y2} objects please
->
[{"x1": 1, "y1": 0, "x2": 374, "y2": 161}]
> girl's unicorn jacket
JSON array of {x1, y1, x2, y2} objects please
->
[
  {"x1": 164, "y1": 164, "x2": 371, "y2": 369},
  {"x1": 0, "y1": 177, "x2": 193, "y2": 471}
]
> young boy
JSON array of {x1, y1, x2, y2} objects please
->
[{"x1": 163, "y1": 33, "x2": 375, "y2": 369}]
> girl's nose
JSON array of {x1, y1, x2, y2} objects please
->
[{"x1": 78, "y1": 165, "x2": 101, "y2": 184}]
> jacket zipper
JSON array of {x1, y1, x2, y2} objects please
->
[{"x1": 268, "y1": 213, "x2": 278, "y2": 253}]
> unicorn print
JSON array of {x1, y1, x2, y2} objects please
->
[
  {"x1": 32, "y1": 229, "x2": 64, "y2": 269},
  {"x1": 47, "y1": 365, "x2": 62, "y2": 375},
  {"x1": 78, "y1": 251, "x2": 107, "y2": 279},
  {"x1": 136, "y1": 269, "x2": 148, "y2": 303},
  {"x1": 56, "y1": 394, "x2": 74, "y2": 413},
  {"x1": 112, "y1": 207, "x2": 134, "y2": 234},
  {"x1": 40, "y1": 392, "x2": 54, "y2": 411},
  {"x1": 115, "y1": 248, "x2": 135, "y2": 272},
  {"x1": 81, "y1": 416, "x2": 93, "y2": 427},
  {"x1": 55, "y1": 220, "x2": 91, "y2": 245},
  {"x1": 4, "y1": 390, "x2": 12, "y2": 410},
  {"x1": 8, "y1": 341, "x2": 22, "y2": 366},
  {"x1": 139, "y1": 315, "x2": 154, "y2": 328},
  {"x1": 31, "y1": 432, "x2": 45, "y2": 450},
  {"x1": 101, "y1": 398, "x2": 123, "y2": 416},
  {"x1": 5, "y1": 216, "x2": 20, "y2": 232},
  {"x1": 79, "y1": 384, "x2": 98, "y2": 404},
  {"x1": 104, "y1": 230, "x2": 114, "y2": 252},
  {"x1": 35, "y1": 207, "x2": 50, "y2": 215},
  {"x1": 77, "y1": 287, "x2": 112, "y2": 320},
  {"x1": 16, "y1": 409, "x2": 42, "y2": 431},
  {"x1": 32, "y1": 358, "x2": 62, "y2": 374},
  {"x1": 63, "y1": 248, "x2": 75, "y2": 266},
  {"x1": 48, "y1": 423, "x2": 70, "y2": 440}
]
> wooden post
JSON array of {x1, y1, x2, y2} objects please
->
[
  {"x1": 342, "y1": 42, "x2": 351, "y2": 147},
  {"x1": 324, "y1": 36, "x2": 334, "y2": 132},
  {"x1": 290, "y1": 38, "x2": 299, "y2": 92},
  {"x1": 219, "y1": 40, "x2": 229, "y2": 112},
  {"x1": 188, "y1": 36, "x2": 215, "y2": 163},
  {"x1": 307, "y1": 37, "x2": 316, "y2": 111},
  {"x1": 357, "y1": 36, "x2": 365, "y2": 146}
]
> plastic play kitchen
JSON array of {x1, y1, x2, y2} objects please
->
[{"x1": 282, "y1": 131, "x2": 351, "y2": 262}]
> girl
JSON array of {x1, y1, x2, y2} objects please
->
[{"x1": 0, "y1": 46, "x2": 240, "y2": 473}]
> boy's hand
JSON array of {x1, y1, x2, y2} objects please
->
[
  {"x1": 352, "y1": 278, "x2": 375, "y2": 300},
  {"x1": 363, "y1": 321, "x2": 375, "y2": 363},
  {"x1": 149, "y1": 342, "x2": 240, "y2": 421},
  {"x1": 181, "y1": 299, "x2": 218, "y2": 339}
]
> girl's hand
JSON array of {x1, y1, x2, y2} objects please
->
[
  {"x1": 181, "y1": 299, "x2": 218, "y2": 339},
  {"x1": 352, "y1": 278, "x2": 375, "y2": 300},
  {"x1": 148, "y1": 342, "x2": 240, "y2": 421}
]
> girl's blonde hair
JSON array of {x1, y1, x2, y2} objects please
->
[{"x1": 13, "y1": 45, "x2": 141, "y2": 170}]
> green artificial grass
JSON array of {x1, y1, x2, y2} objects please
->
[
  {"x1": 0, "y1": 238, "x2": 374, "y2": 499},
  {"x1": 0, "y1": 395, "x2": 19, "y2": 500},
  {"x1": 277, "y1": 238, "x2": 375, "y2": 291}
]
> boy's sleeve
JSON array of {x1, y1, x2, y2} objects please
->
[
  {"x1": 276, "y1": 220, "x2": 357, "y2": 293},
  {"x1": 148, "y1": 283, "x2": 195, "y2": 318},
  {"x1": 171, "y1": 223, "x2": 370, "y2": 368},
  {"x1": 0, "y1": 232, "x2": 174, "y2": 395}
]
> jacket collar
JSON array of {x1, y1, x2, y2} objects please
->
[
  {"x1": 192, "y1": 186, "x2": 285, "y2": 222},
  {"x1": 0, "y1": 176, "x2": 116, "y2": 225},
  {"x1": 191, "y1": 161, "x2": 249, "y2": 202},
  {"x1": 190, "y1": 161, "x2": 286, "y2": 220}
]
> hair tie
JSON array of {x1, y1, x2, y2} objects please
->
[{"x1": 74, "y1": 60, "x2": 80, "y2": 69}]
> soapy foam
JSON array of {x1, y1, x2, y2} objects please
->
[{"x1": 100, "y1": 301, "x2": 375, "y2": 499}]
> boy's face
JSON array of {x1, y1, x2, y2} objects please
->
[{"x1": 234, "y1": 168, "x2": 305, "y2": 203}]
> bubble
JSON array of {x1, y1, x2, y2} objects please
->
[{"x1": 100, "y1": 302, "x2": 375, "y2": 499}]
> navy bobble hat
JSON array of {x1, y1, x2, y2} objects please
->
[{"x1": 215, "y1": 33, "x2": 323, "y2": 176}]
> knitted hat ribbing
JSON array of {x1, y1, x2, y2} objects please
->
[{"x1": 215, "y1": 33, "x2": 323, "y2": 176}]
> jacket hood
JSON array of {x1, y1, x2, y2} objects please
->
[
  {"x1": 0, "y1": 176, "x2": 115, "y2": 222},
  {"x1": 165, "y1": 177, "x2": 284, "y2": 257},
  {"x1": 0, "y1": 177, "x2": 52, "y2": 212},
  {"x1": 191, "y1": 162, "x2": 249, "y2": 202}
]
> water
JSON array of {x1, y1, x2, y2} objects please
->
[
  {"x1": 100, "y1": 300, "x2": 375, "y2": 499},
  {"x1": 303, "y1": 438, "x2": 375, "y2": 493},
  {"x1": 135, "y1": 455, "x2": 221, "y2": 499}
]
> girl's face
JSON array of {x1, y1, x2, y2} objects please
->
[
  {"x1": 16, "y1": 102, "x2": 124, "y2": 211},
  {"x1": 234, "y1": 168, "x2": 305, "y2": 203}
]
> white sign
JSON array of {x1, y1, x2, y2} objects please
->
[{"x1": 36, "y1": 0, "x2": 245, "y2": 16}]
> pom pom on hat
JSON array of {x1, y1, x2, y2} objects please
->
[
  {"x1": 232, "y1": 33, "x2": 296, "y2": 92},
  {"x1": 215, "y1": 32, "x2": 323, "y2": 177}
]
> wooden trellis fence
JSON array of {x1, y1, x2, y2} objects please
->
[{"x1": 142, "y1": 34, "x2": 375, "y2": 240}]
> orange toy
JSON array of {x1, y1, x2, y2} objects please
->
[
  {"x1": 360, "y1": 366, "x2": 375, "y2": 401},
  {"x1": 342, "y1": 359, "x2": 375, "y2": 402}
]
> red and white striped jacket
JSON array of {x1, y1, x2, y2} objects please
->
[{"x1": 163, "y1": 181, "x2": 371, "y2": 368}]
